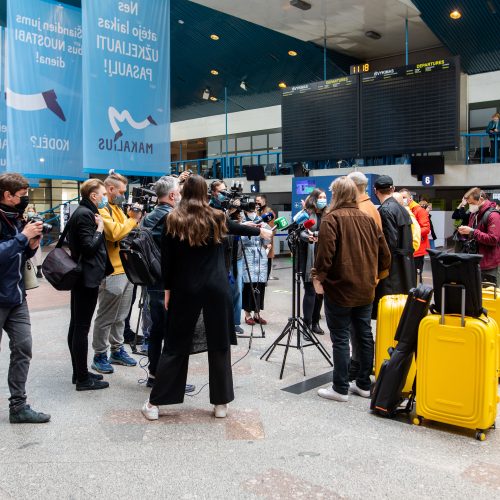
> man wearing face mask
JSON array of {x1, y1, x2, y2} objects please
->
[
  {"x1": 458, "y1": 187, "x2": 500, "y2": 284},
  {"x1": 141, "y1": 176, "x2": 195, "y2": 391},
  {"x1": 92, "y1": 172, "x2": 143, "y2": 374},
  {"x1": 0, "y1": 173, "x2": 50, "y2": 423}
]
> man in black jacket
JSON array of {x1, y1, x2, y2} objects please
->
[
  {"x1": 0, "y1": 173, "x2": 50, "y2": 423},
  {"x1": 373, "y1": 176, "x2": 416, "y2": 318}
]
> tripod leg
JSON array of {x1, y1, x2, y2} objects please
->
[
  {"x1": 297, "y1": 317, "x2": 333, "y2": 366},
  {"x1": 279, "y1": 323, "x2": 294, "y2": 379},
  {"x1": 260, "y1": 320, "x2": 293, "y2": 360}
]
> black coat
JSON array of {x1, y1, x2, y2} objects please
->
[
  {"x1": 373, "y1": 197, "x2": 416, "y2": 316},
  {"x1": 68, "y1": 198, "x2": 113, "y2": 288},
  {"x1": 161, "y1": 230, "x2": 236, "y2": 355}
]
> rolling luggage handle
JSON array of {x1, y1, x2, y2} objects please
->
[
  {"x1": 482, "y1": 281, "x2": 498, "y2": 300},
  {"x1": 440, "y1": 284, "x2": 465, "y2": 327}
]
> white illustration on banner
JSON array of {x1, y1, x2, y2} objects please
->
[
  {"x1": 5, "y1": 88, "x2": 66, "y2": 121},
  {"x1": 107, "y1": 106, "x2": 157, "y2": 142}
]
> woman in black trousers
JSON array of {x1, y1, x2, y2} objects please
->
[
  {"x1": 67, "y1": 179, "x2": 113, "y2": 390},
  {"x1": 142, "y1": 175, "x2": 236, "y2": 420}
]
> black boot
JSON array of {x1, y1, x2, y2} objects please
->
[
  {"x1": 72, "y1": 372, "x2": 104, "y2": 384},
  {"x1": 312, "y1": 323, "x2": 325, "y2": 335}
]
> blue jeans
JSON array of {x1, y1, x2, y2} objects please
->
[
  {"x1": 230, "y1": 258, "x2": 243, "y2": 326},
  {"x1": 324, "y1": 297, "x2": 373, "y2": 395}
]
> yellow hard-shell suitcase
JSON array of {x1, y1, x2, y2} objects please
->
[
  {"x1": 481, "y1": 285, "x2": 500, "y2": 378},
  {"x1": 375, "y1": 294, "x2": 416, "y2": 394},
  {"x1": 414, "y1": 286, "x2": 499, "y2": 440}
]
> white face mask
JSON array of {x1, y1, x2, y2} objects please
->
[
  {"x1": 402, "y1": 199, "x2": 409, "y2": 207},
  {"x1": 469, "y1": 204, "x2": 479, "y2": 213},
  {"x1": 247, "y1": 212, "x2": 257, "y2": 220}
]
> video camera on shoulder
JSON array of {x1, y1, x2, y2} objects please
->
[{"x1": 126, "y1": 184, "x2": 158, "y2": 214}]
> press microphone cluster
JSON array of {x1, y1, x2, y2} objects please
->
[{"x1": 253, "y1": 212, "x2": 275, "y2": 225}]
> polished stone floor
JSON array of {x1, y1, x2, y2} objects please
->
[{"x1": 0, "y1": 257, "x2": 499, "y2": 499}]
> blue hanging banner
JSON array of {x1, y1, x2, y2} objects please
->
[
  {"x1": 0, "y1": 27, "x2": 6, "y2": 174},
  {"x1": 6, "y1": 0, "x2": 84, "y2": 180},
  {"x1": 82, "y1": 0, "x2": 171, "y2": 176}
]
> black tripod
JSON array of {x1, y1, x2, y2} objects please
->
[{"x1": 260, "y1": 227, "x2": 332, "y2": 379}]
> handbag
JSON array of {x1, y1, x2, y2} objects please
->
[
  {"x1": 42, "y1": 218, "x2": 81, "y2": 291},
  {"x1": 23, "y1": 259, "x2": 39, "y2": 290}
]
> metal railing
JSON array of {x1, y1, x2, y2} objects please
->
[
  {"x1": 461, "y1": 132, "x2": 499, "y2": 165},
  {"x1": 37, "y1": 196, "x2": 79, "y2": 246}
]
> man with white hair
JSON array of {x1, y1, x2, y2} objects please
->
[{"x1": 347, "y1": 171, "x2": 382, "y2": 230}]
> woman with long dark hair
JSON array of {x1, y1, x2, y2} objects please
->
[
  {"x1": 142, "y1": 175, "x2": 235, "y2": 420},
  {"x1": 298, "y1": 188, "x2": 327, "y2": 334}
]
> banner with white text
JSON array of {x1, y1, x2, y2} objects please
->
[
  {"x1": 0, "y1": 27, "x2": 6, "y2": 174},
  {"x1": 82, "y1": 0, "x2": 170, "y2": 176},
  {"x1": 6, "y1": 0, "x2": 84, "y2": 180}
]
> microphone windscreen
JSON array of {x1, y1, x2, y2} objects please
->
[
  {"x1": 303, "y1": 219, "x2": 315, "y2": 230},
  {"x1": 274, "y1": 216, "x2": 289, "y2": 230},
  {"x1": 261, "y1": 212, "x2": 275, "y2": 223},
  {"x1": 293, "y1": 210, "x2": 309, "y2": 225}
]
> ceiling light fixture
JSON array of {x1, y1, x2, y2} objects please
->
[
  {"x1": 209, "y1": 96, "x2": 218, "y2": 101},
  {"x1": 365, "y1": 30, "x2": 382, "y2": 40},
  {"x1": 210, "y1": 69, "x2": 219, "y2": 75},
  {"x1": 210, "y1": 34, "x2": 220, "y2": 40},
  {"x1": 288, "y1": 50, "x2": 298, "y2": 57},
  {"x1": 449, "y1": 9, "x2": 462, "y2": 19},
  {"x1": 240, "y1": 81, "x2": 248, "y2": 91},
  {"x1": 202, "y1": 88, "x2": 210, "y2": 100},
  {"x1": 278, "y1": 82, "x2": 287, "y2": 89},
  {"x1": 290, "y1": 0, "x2": 311, "y2": 11},
  {"x1": 178, "y1": 19, "x2": 184, "y2": 24}
]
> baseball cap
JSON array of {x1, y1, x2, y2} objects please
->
[{"x1": 374, "y1": 175, "x2": 394, "y2": 190}]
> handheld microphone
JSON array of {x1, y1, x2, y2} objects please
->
[
  {"x1": 253, "y1": 212, "x2": 275, "y2": 224},
  {"x1": 274, "y1": 216, "x2": 289, "y2": 231},
  {"x1": 303, "y1": 219, "x2": 315, "y2": 231},
  {"x1": 293, "y1": 210, "x2": 309, "y2": 225}
]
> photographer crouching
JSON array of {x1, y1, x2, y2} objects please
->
[{"x1": 0, "y1": 173, "x2": 50, "y2": 423}]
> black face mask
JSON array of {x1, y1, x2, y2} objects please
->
[{"x1": 15, "y1": 195, "x2": 30, "y2": 213}]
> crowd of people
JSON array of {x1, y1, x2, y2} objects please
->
[{"x1": 0, "y1": 169, "x2": 499, "y2": 422}]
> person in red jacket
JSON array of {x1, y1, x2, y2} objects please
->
[
  {"x1": 400, "y1": 189, "x2": 430, "y2": 283},
  {"x1": 458, "y1": 187, "x2": 500, "y2": 284}
]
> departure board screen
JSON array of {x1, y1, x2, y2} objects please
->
[
  {"x1": 360, "y1": 58, "x2": 459, "y2": 156},
  {"x1": 282, "y1": 76, "x2": 359, "y2": 162}
]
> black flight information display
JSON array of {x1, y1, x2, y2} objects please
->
[
  {"x1": 360, "y1": 58, "x2": 459, "y2": 156},
  {"x1": 281, "y1": 76, "x2": 359, "y2": 163}
]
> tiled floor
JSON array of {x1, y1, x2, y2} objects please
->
[{"x1": 0, "y1": 257, "x2": 498, "y2": 499}]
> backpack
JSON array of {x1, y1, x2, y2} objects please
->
[{"x1": 119, "y1": 217, "x2": 165, "y2": 286}]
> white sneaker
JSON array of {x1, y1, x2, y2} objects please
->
[
  {"x1": 317, "y1": 387, "x2": 348, "y2": 402},
  {"x1": 349, "y1": 382, "x2": 371, "y2": 398},
  {"x1": 214, "y1": 404, "x2": 228, "y2": 418},
  {"x1": 141, "y1": 399, "x2": 159, "y2": 420}
]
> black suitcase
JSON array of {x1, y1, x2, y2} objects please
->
[
  {"x1": 428, "y1": 249, "x2": 483, "y2": 318},
  {"x1": 371, "y1": 284, "x2": 433, "y2": 417}
]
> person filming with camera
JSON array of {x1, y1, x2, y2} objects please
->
[{"x1": 0, "y1": 173, "x2": 50, "y2": 423}]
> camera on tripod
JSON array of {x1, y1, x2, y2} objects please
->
[
  {"x1": 127, "y1": 184, "x2": 158, "y2": 214},
  {"x1": 28, "y1": 215, "x2": 52, "y2": 234},
  {"x1": 220, "y1": 181, "x2": 255, "y2": 212}
]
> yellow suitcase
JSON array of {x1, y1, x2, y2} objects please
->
[
  {"x1": 415, "y1": 286, "x2": 498, "y2": 440},
  {"x1": 481, "y1": 285, "x2": 500, "y2": 378},
  {"x1": 375, "y1": 294, "x2": 416, "y2": 394}
]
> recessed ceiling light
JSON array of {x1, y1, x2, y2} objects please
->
[
  {"x1": 210, "y1": 69, "x2": 219, "y2": 75},
  {"x1": 449, "y1": 9, "x2": 462, "y2": 19},
  {"x1": 209, "y1": 96, "x2": 218, "y2": 101},
  {"x1": 178, "y1": 19, "x2": 184, "y2": 24},
  {"x1": 210, "y1": 34, "x2": 220, "y2": 40},
  {"x1": 278, "y1": 82, "x2": 287, "y2": 89},
  {"x1": 288, "y1": 50, "x2": 298, "y2": 57}
]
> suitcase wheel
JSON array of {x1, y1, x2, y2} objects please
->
[
  {"x1": 475, "y1": 431, "x2": 486, "y2": 441},
  {"x1": 491, "y1": 423, "x2": 496, "y2": 430},
  {"x1": 412, "y1": 416, "x2": 423, "y2": 426}
]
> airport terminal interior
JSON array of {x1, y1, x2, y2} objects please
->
[{"x1": 2, "y1": 0, "x2": 500, "y2": 498}]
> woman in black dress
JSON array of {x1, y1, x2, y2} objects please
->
[{"x1": 142, "y1": 175, "x2": 236, "y2": 420}]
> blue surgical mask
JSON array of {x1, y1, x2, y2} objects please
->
[
  {"x1": 217, "y1": 193, "x2": 226, "y2": 202},
  {"x1": 111, "y1": 194, "x2": 126, "y2": 205},
  {"x1": 98, "y1": 195, "x2": 108, "y2": 210},
  {"x1": 317, "y1": 199, "x2": 327, "y2": 210}
]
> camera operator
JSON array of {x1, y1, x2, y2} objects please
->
[
  {"x1": 0, "y1": 173, "x2": 50, "y2": 423},
  {"x1": 92, "y1": 172, "x2": 142, "y2": 374},
  {"x1": 209, "y1": 180, "x2": 272, "y2": 335},
  {"x1": 141, "y1": 176, "x2": 195, "y2": 393}
]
